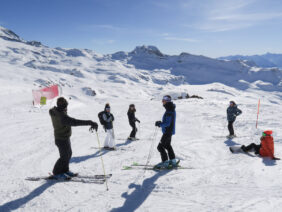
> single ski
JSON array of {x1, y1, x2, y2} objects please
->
[
  {"x1": 116, "y1": 138, "x2": 140, "y2": 141},
  {"x1": 25, "y1": 177, "x2": 106, "y2": 184},
  {"x1": 122, "y1": 166, "x2": 192, "y2": 170},
  {"x1": 91, "y1": 147, "x2": 125, "y2": 151},
  {"x1": 76, "y1": 174, "x2": 112, "y2": 179}
]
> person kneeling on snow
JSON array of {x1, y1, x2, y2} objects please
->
[
  {"x1": 102, "y1": 103, "x2": 116, "y2": 150},
  {"x1": 49, "y1": 97, "x2": 98, "y2": 180},
  {"x1": 241, "y1": 130, "x2": 278, "y2": 160},
  {"x1": 155, "y1": 95, "x2": 178, "y2": 169}
]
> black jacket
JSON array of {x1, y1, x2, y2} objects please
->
[
  {"x1": 49, "y1": 107, "x2": 92, "y2": 140},
  {"x1": 127, "y1": 110, "x2": 139, "y2": 126}
]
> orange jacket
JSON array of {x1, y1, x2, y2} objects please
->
[{"x1": 259, "y1": 135, "x2": 274, "y2": 158}]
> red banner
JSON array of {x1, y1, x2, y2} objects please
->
[{"x1": 32, "y1": 85, "x2": 59, "y2": 105}]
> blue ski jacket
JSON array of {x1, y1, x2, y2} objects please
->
[{"x1": 160, "y1": 102, "x2": 176, "y2": 135}]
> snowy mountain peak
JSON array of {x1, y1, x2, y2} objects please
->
[
  {"x1": 0, "y1": 26, "x2": 22, "y2": 42},
  {"x1": 130, "y1": 45, "x2": 164, "y2": 57},
  {"x1": 0, "y1": 26, "x2": 43, "y2": 47}
]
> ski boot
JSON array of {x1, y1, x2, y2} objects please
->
[
  {"x1": 128, "y1": 137, "x2": 137, "y2": 141},
  {"x1": 241, "y1": 145, "x2": 247, "y2": 152},
  {"x1": 51, "y1": 173, "x2": 71, "y2": 180},
  {"x1": 108, "y1": 147, "x2": 116, "y2": 151},
  {"x1": 170, "y1": 159, "x2": 180, "y2": 168},
  {"x1": 226, "y1": 134, "x2": 236, "y2": 139},
  {"x1": 65, "y1": 171, "x2": 78, "y2": 177},
  {"x1": 153, "y1": 160, "x2": 170, "y2": 170}
]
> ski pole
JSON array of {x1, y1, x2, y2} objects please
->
[
  {"x1": 144, "y1": 126, "x2": 159, "y2": 169},
  {"x1": 95, "y1": 131, "x2": 109, "y2": 191},
  {"x1": 137, "y1": 122, "x2": 141, "y2": 139}
]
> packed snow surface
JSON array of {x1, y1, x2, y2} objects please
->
[{"x1": 0, "y1": 27, "x2": 282, "y2": 212}]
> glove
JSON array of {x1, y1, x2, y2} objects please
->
[
  {"x1": 155, "y1": 121, "x2": 161, "y2": 127},
  {"x1": 136, "y1": 119, "x2": 140, "y2": 123},
  {"x1": 89, "y1": 121, "x2": 98, "y2": 132}
]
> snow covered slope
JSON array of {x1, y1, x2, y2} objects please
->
[{"x1": 0, "y1": 26, "x2": 282, "y2": 212}]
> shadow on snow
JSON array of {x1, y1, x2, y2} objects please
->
[
  {"x1": 0, "y1": 181, "x2": 56, "y2": 211},
  {"x1": 224, "y1": 138, "x2": 240, "y2": 147},
  {"x1": 110, "y1": 170, "x2": 171, "y2": 212},
  {"x1": 70, "y1": 138, "x2": 134, "y2": 164}
]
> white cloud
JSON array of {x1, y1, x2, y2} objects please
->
[{"x1": 192, "y1": 0, "x2": 282, "y2": 32}]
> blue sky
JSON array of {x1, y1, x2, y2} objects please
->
[{"x1": 1, "y1": 0, "x2": 282, "y2": 57}]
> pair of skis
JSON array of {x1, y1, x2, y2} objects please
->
[
  {"x1": 122, "y1": 162, "x2": 193, "y2": 170},
  {"x1": 26, "y1": 174, "x2": 112, "y2": 184}
]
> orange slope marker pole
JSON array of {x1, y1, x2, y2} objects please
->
[{"x1": 256, "y1": 99, "x2": 260, "y2": 129}]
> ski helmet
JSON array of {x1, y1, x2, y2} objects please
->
[{"x1": 162, "y1": 95, "x2": 172, "y2": 102}]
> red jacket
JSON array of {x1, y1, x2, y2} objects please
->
[{"x1": 259, "y1": 135, "x2": 274, "y2": 158}]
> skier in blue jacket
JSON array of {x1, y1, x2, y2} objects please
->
[{"x1": 155, "y1": 95, "x2": 178, "y2": 168}]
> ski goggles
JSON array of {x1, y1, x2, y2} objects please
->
[
  {"x1": 162, "y1": 96, "x2": 171, "y2": 102},
  {"x1": 262, "y1": 132, "x2": 272, "y2": 136}
]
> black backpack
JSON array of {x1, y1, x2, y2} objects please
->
[{"x1": 98, "y1": 111, "x2": 106, "y2": 125}]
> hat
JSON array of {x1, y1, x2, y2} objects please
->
[
  {"x1": 230, "y1": 101, "x2": 236, "y2": 105},
  {"x1": 129, "y1": 104, "x2": 135, "y2": 107},
  {"x1": 105, "y1": 103, "x2": 110, "y2": 110},
  {"x1": 57, "y1": 97, "x2": 68, "y2": 110},
  {"x1": 262, "y1": 130, "x2": 273, "y2": 136},
  {"x1": 162, "y1": 95, "x2": 172, "y2": 102}
]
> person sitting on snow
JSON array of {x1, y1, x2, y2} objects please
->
[{"x1": 241, "y1": 130, "x2": 279, "y2": 160}]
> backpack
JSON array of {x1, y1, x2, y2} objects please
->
[{"x1": 98, "y1": 111, "x2": 106, "y2": 125}]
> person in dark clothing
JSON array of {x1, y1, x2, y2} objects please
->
[
  {"x1": 102, "y1": 103, "x2": 115, "y2": 149},
  {"x1": 227, "y1": 101, "x2": 242, "y2": 137},
  {"x1": 127, "y1": 104, "x2": 140, "y2": 140},
  {"x1": 49, "y1": 97, "x2": 98, "y2": 179},
  {"x1": 155, "y1": 95, "x2": 178, "y2": 168}
]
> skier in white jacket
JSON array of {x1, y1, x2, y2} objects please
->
[{"x1": 102, "y1": 103, "x2": 115, "y2": 150}]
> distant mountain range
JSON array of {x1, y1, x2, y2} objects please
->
[
  {"x1": 219, "y1": 53, "x2": 282, "y2": 68},
  {"x1": 0, "y1": 26, "x2": 281, "y2": 91}
]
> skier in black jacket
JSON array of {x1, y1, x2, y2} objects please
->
[
  {"x1": 127, "y1": 104, "x2": 140, "y2": 140},
  {"x1": 226, "y1": 101, "x2": 242, "y2": 137},
  {"x1": 154, "y1": 95, "x2": 178, "y2": 169},
  {"x1": 49, "y1": 97, "x2": 98, "y2": 180}
]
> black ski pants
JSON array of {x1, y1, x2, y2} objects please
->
[
  {"x1": 157, "y1": 133, "x2": 175, "y2": 162},
  {"x1": 53, "y1": 139, "x2": 72, "y2": 175},
  {"x1": 228, "y1": 121, "x2": 235, "y2": 136},
  {"x1": 244, "y1": 143, "x2": 261, "y2": 154},
  {"x1": 129, "y1": 123, "x2": 137, "y2": 138}
]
